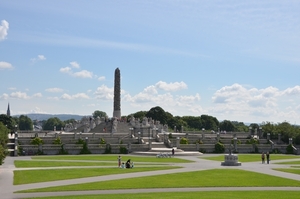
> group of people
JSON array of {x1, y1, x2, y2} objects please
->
[
  {"x1": 261, "y1": 152, "x2": 270, "y2": 164},
  {"x1": 118, "y1": 155, "x2": 134, "y2": 169}
]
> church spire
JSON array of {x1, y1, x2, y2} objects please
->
[{"x1": 7, "y1": 103, "x2": 10, "y2": 117}]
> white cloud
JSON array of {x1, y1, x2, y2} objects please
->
[
  {"x1": 282, "y1": 86, "x2": 300, "y2": 96},
  {"x1": 59, "y1": 62, "x2": 94, "y2": 79},
  {"x1": 94, "y1": 85, "x2": 114, "y2": 100},
  {"x1": 0, "y1": 93, "x2": 9, "y2": 100},
  {"x1": 33, "y1": 93, "x2": 42, "y2": 98},
  {"x1": 72, "y1": 70, "x2": 93, "y2": 78},
  {"x1": 10, "y1": 92, "x2": 30, "y2": 100},
  {"x1": 70, "y1": 61, "x2": 80, "y2": 68},
  {"x1": 98, "y1": 76, "x2": 105, "y2": 81},
  {"x1": 60, "y1": 93, "x2": 89, "y2": 100},
  {"x1": 155, "y1": 81, "x2": 188, "y2": 91},
  {"x1": 31, "y1": 55, "x2": 46, "y2": 63},
  {"x1": 0, "y1": 20, "x2": 9, "y2": 41},
  {"x1": 59, "y1": 67, "x2": 72, "y2": 74},
  {"x1": 0, "y1": 61, "x2": 13, "y2": 69},
  {"x1": 45, "y1": 88, "x2": 64, "y2": 93}
]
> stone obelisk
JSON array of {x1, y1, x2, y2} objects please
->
[{"x1": 113, "y1": 68, "x2": 121, "y2": 119}]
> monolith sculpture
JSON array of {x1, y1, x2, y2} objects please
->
[{"x1": 113, "y1": 68, "x2": 121, "y2": 119}]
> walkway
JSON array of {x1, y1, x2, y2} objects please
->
[{"x1": 1, "y1": 155, "x2": 300, "y2": 199}]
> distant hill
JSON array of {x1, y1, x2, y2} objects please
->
[{"x1": 13, "y1": 113, "x2": 88, "y2": 121}]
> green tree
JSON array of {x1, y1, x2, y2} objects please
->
[
  {"x1": 18, "y1": 115, "x2": 33, "y2": 131},
  {"x1": 0, "y1": 114, "x2": 14, "y2": 131},
  {"x1": 181, "y1": 116, "x2": 202, "y2": 130},
  {"x1": 0, "y1": 123, "x2": 9, "y2": 165},
  {"x1": 43, "y1": 117, "x2": 64, "y2": 131},
  {"x1": 132, "y1": 111, "x2": 147, "y2": 121},
  {"x1": 92, "y1": 110, "x2": 107, "y2": 119},
  {"x1": 219, "y1": 120, "x2": 235, "y2": 132},
  {"x1": 201, "y1": 115, "x2": 219, "y2": 130},
  {"x1": 146, "y1": 106, "x2": 168, "y2": 124}
]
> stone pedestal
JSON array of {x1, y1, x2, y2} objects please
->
[{"x1": 221, "y1": 154, "x2": 241, "y2": 166}]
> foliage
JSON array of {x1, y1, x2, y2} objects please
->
[
  {"x1": 286, "y1": 144, "x2": 294, "y2": 154},
  {"x1": 58, "y1": 144, "x2": 68, "y2": 155},
  {"x1": 18, "y1": 115, "x2": 33, "y2": 130},
  {"x1": 53, "y1": 137, "x2": 62, "y2": 145},
  {"x1": 92, "y1": 110, "x2": 107, "y2": 119},
  {"x1": 80, "y1": 141, "x2": 91, "y2": 155},
  {"x1": 168, "y1": 133, "x2": 173, "y2": 139},
  {"x1": 214, "y1": 142, "x2": 225, "y2": 153},
  {"x1": 146, "y1": 106, "x2": 168, "y2": 124},
  {"x1": 130, "y1": 111, "x2": 147, "y2": 121},
  {"x1": 180, "y1": 137, "x2": 189, "y2": 144},
  {"x1": 0, "y1": 145, "x2": 8, "y2": 165},
  {"x1": 119, "y1": 146, "x2": 128, "y2": 154},
  {"x1": 219, "y1": 120, "x2": 235, "y2": 132},
  {"x1": 100, "y1": 138, "x2": 106, "y2": 144},
  {"x1": 0, "y1": 114, "x2": 14, "y2": 130},
  {"x1": 42, "y1": 117, "x2": 65, "y2": 131},
  {"x1": 246, "y1": 138, "x2": 260, "y2": 144},
  {"x1": 30, "y1": 137, "x2": 44, "y2": 145},
  {"x1": 104, "y1": 144, "x2": 112, "y2": 154}
]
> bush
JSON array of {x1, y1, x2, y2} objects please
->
[
  {"x1": 168, "y1": 133, "x2": 173, "y2": 139},
  {"x1": 119, "y1": 146, "x2": 128, "y2": 154},
  {"x1": 180, "y1": 138, "x2": 189, "y2": 144},
  {"x1": 100, "y1": 138, "x2": 106, "y2": 144},
  {"x1": 104, "y1": 144, "x2": 112, "y2": 154},
  {"x1": 0, "y1": 145, "x2": 8, "y2": 165},
  {"x1": 246, "y1": 138, "x2": 259, "y2": 144},
  {"x1": 53, "y1": 137, "x2": 62, "y2": 145},
  {"x1": 214, "y1": 142, "x2": 225, "y2": 153},
  {"x1": 30, "y1": 137, "x2": 44, "y2": 145},
  {"x1": 286, "y1": 144, "x2": 294, "y2": 154},
  {"x1": 58, "y1": 144, "x2": 68, "y2": 155}
]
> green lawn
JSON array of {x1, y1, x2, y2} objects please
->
[
  {"x1": 19, "y1": 169, "x2": 300, "y2": 193},
  {"x1": 14, "y1": 160, "x2": 116, "y2": 168},
  {"x1": 276, "y1": 160, "x2": 300, "y2": 165},
  {"x1": 14, "y1": 166, "x2": 180, "y2": 185},
  {"x1": 273, "y1": 168, "x2": 300, "y2": 175},
  {"x1": 31, "y1": 155, "x2": 192, "y2": 163},
  {"x1": 201, "y1": 154, "x2": 300, "y2": 162},
  {"x1": 24, "y1": 191, "x2": 300, "y2": 199}
]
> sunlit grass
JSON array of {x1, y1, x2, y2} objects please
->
[
  {"x1": 273, "y1": 168, "x2": 300, "y2": 175},
  {"x1": 201, "y1": 154, "x2": 300, "y2": 162},
  {"x1": 19, "y1": 169, "x2": 300, "y2": 193},
  {"x1": 24, "y1": 191, "x2": 300, "y2": 199},
  {"x1": 14, "y1": 166, "x2": 180, "y2": 185},
  {"x1": 15, "y1": 160, "x2": 116, "y2": 168}
]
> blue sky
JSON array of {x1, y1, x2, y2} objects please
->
[{"x1": 1, "y1": 0, "x2": 300, "y2": 124}]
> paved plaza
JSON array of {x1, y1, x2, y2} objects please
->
[{"x1": 1, "y1": 155, "x2": 300, "y2": 199}]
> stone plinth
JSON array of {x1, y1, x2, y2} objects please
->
[{"x1": 221, "y1": 154, "x2": 241, "y2": 166}]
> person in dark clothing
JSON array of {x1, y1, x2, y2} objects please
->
[
  {"x1": 266, "y1": 152, "x2": 270, "y2": 164},
  {"x1": 126, "y1": 159, "x2": 131, "y2": 168}
]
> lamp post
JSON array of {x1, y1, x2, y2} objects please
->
[
  {"x1": 14, "y1": 124, "x2": 18, "y2": 138},
  {"x1": 259, "y1": 127, "x2": 262, "y2": 138},
  {"x1": 138, "y1": 132, "x2": 141, "y2": 144}
]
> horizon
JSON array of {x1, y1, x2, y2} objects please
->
[{"x1": 1, "y1": 1, "x2": 300, "y2": 125}]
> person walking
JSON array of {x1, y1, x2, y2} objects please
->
[
  {"x1": 117, "y1": 155, "x2": 122, "y2": 168},
  {"x1": 261, "y1": 152, "x2": 265, "y2": 164},
  {"x1": 266, "y1": 152, "x2": 270, "y2": 164},
  {"x1": 172, "y1": 148, "x2": 175, "y2": 157}
]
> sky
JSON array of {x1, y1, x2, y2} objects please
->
[{"x1": 1, "y1": 0, "x2": 300, "y2": 124}]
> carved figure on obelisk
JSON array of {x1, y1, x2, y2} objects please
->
[{"x1": 113, "y1": 68, "x2": 121, "y2": 119}]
